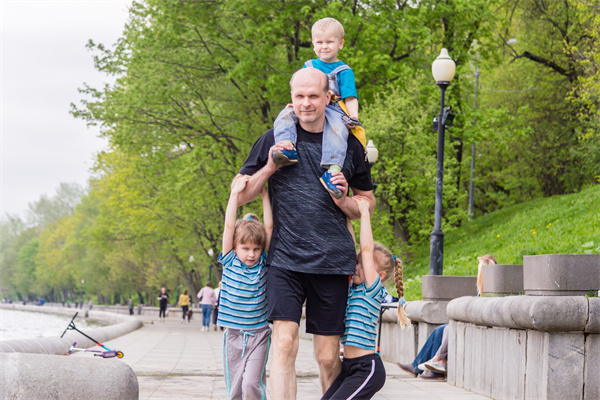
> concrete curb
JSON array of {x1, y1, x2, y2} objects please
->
[
  {"x1": 447, "y1": 295, "x2": 599, "y2": 333},
  {"x1": 0, "y1": 304, "x2": 143, "y2": 355},
  {"x1": 0, "y1": 353, "x2": 138, "y2": 400}
]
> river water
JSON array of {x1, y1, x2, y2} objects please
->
[{"x1": 0, "y1": 308, "x2": 102, "y2": 341}]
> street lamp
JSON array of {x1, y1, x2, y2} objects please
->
[
  {"x1": 429, "y1": 48, "x2": 455, "y2": 276},
  {"x1": 366, "y1": 139, "x2": 379, "y2": 191},
  {"x1": 207, "y1": 248, "x2": 214, "y2": 282}
]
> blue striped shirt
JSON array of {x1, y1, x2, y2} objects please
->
[
  {"x1": 341, "y1": 276, "x2": 388, "y2": 350},
  {"x1": 217, "y1": 249, "x2": 269, "y2": 330}
]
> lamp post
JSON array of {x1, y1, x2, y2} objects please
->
[
  {"x1": 429, "y1": 48, "x2": 456, "y2": 276},
  {"x1": 207, "y1": 248, "x2": 214, "y2": 282},
  {"x1": 366, "y1": 139, "x2": 379, "y2": 191}
]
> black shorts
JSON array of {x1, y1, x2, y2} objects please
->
[{"x1": 267, "y1": 266, "x2": 349, "y2": 336}]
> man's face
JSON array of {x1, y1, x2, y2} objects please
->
[
  {"x1": 290, "y1": 71, "x2": 330, "y2": 132},
  {"x1": 312, "y1": 29, "x2": 344, "y2": 63}
]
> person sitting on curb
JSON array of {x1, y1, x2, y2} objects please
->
[{"x1": 397, "y1": 323, "x2": 448, "y2": 380}]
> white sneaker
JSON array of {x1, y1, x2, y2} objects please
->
[{"x1": 424, "y1": 360, "x2": 446, "y2": 373}]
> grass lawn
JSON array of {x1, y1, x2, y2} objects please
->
[{"x1": 394, "y1": 184, "x2": 600, "y2": 300}]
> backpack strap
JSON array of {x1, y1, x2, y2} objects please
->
[
  {"x1": 328, "y1": 64, "x2": 351, "y2": 96},
  {"x1": 304, "y1": 60, "x2": 314, "y2": 68}
]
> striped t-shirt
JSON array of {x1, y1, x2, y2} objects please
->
[
  {"x1": 341, "y1": 276, "x2": 388, "y2": 350},
  {"x1": 217, "y1": 249, "x2": 269, "y2": 330}
]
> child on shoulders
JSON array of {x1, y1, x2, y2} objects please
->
[
  {"x1": 272, "y1": 17, "x2": 366, "y2": 199},
  {"x1": 321, "y1": 195, "x2": 410, "y2": 400},
  {"x1": 217, "y1": 174, "x2": 273, "y2": 400}
]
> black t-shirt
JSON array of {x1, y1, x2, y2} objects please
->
[
  {"x1": 158, "y1": 293, "x2": 168, "y2": 308},
  {"x1": 239, "y1": 124, "x2": 373, "y2": 275}
]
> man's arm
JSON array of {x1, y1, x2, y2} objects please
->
[
  {"x1": 328, "y1": 171, "x2": 375, "y2": 220},
  {"x1": 237, "y1": 144, "x2": 285, "y2": 205}
]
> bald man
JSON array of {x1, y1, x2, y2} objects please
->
[{"x1": 236, "y1": 68, "x2": 375, "y2": 399}]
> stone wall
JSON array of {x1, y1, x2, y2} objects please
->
[{"x1": 0, "y1": 304, "x2": 141, "y2": 399}]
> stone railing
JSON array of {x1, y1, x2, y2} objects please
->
[
  {"x1": 0, "y1": 304, "x2": 141, "y2": 399},
  {"x1": 447, "y1": 295, "x2": 599, "y2": 400},
  {"x1": 377, "y1": 254, "x2": 599, "y2": 400}
]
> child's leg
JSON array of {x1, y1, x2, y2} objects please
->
[
  {"x1": 321, "y1": 104, "x2": 348, "y2": 170},
  {"x1": 273, "y1": 107, "x2": 299, "y2": 165},
  {"x1": 323, "y1": 354, "x2": 386, "y2": 399},
  {"x1": 274, "y1": 107, "x2": 298, "y2": 144},
  {"x1": 241, "y1": 327, "x2": 271, "y2": 399},
  {"x1": 223, "y1": 329, "x2": 245, "y2": 400}
]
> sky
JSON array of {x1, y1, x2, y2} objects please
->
[{"x1": 1, "y1": 0, "x2": 132, "y2": 219}]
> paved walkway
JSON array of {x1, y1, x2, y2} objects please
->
[{"x1": 95, "y1": 315, "x2": 490, "y2": 400}]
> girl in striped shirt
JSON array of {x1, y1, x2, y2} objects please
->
[{"x1": 322, "y1": 195, "x2": 410, "y2": 400}]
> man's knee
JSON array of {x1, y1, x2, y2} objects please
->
[
  {"x1": 313, "y1": 335, "x2": 340, "y2": 368},
  {"x1": 272, "y1": 321, "x2": 299, "y2": 360}
]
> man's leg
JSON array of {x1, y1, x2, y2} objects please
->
[
  {"x1": 270, "y1": 320, "x2": 300, "y2": 400},
  {"x1": 313, "y1": 334, "x2": 342, "y2": 394}
]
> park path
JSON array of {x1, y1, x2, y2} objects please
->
[{"x1": 99, "y1": 314, "x2": 490, "y2": 399}]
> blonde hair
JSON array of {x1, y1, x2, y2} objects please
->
[
  {"x1": 478, "y1": 254, "x2": 497, "y2": 266},
  {"x1": 373, "y1": 243, "x2": 410, "y2": 328},
  {"x1": 233, "y1": 213, "x2": 267, "y2": 250},
  {"x1": 312, "y1": 17, "x2": 345, "y2": 40}
]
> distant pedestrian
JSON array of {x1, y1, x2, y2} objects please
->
[
  {"x1": 217, "y1": 175, "x2": 273, "y2": 399},
  {"x1": 87, "y1": 298, "x2": 93, "y2": 310},
  {"x1": 157, "y1": 287, "x2": 169, "y2": 322},
  {"x1": 197, "y1": 281, "x2": 216, "y2": 331},
  {"x1": 178, "y1": 290, "x2": 191, "y2": 324},
  {"x1": 212, "y1": 281, "x2": 222, "y2": 331},
  {"x1": 128, "y1": 298, "x2": 134, "y2": 315}
]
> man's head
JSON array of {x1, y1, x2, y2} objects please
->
[
  {"x1": 289, "y1": 68, "x2": 331, "y2": 132},
  {"x1": 311, "y1": 17, "x2": 345, "y2": 63}
]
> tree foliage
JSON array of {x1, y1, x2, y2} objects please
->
[{"x1": 2, "y1": 0, "x2": 599, "y2": 303}]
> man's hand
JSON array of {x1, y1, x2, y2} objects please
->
[{"x1": 328, "y1": 171, "x2": 349, "y2": 200}]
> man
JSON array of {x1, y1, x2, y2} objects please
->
[
  {"x1": 237, "y1": 67, "x2": 375, "y2": 399},
  {"x1": 157, "y1": 287, "x2": 169, "y2": 323}
]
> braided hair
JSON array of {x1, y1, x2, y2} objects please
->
[{"x1": 373, "y1": 243, "x2": 410, "y2": 328}]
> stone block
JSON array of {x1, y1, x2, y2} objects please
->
[
  {"x1": 547, "y1": 332, "x2": 585, "y2": 400},
  {"x1": 447, "y1": 321, "x2": 456, "y2": 385},
  {"x1": 587, "y1": 297, "x2": 600, "y2": 333},
  {"x1": 525, "y1": 330, "x2": 548, "y2": 399},
  {"x1": 585, "y1": 334, "x2": 600, "y2": 400},
  {"x1": 405, "y1": 300, "x2": 450, "y2": 324},
  {"x1": 422, "y1": 275, "x2": 477, "y2": 301},
  {"x1": 462, "y1": 324, "x2": 474, "y2": 391},
  {"x1": 455, "y1": 321, "x2": 466, "y2": 388},
  {"x1": 482, "y1": 264, "x2": 524, "y2": 296},
  {"x1": 491, "y1": 327, "x2": 507, "y2": 400},
  {"x1": 502, "y1": 329, "x2": 526, "y2": 400},
  {"x1": 523, "y1": 254, "x2": 600, "y2": 295},
  {"x1": 470, "y1": 325, "x2": 484, "y2": 395},
  {"x1": 0, "y1": 353, "x2": 138, "y2": 400}
]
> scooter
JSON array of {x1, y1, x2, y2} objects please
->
[{"x1": 61, "y1": 312, "x2": 124, "y2": 358}]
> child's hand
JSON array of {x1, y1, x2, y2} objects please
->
[
  {"x1": 353, "y1": 195, "x2": 370, "y2": 215},
  {"x1": 260, "y1": 185, "x2": 268, "y2": 197},
  {"x1": 231, "y1": 175, "x2": 250, "y2": 194}
]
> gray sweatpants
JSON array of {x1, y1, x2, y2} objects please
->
[{"x1": 223, "y1": 326, "x2": 271, "y2": 400}]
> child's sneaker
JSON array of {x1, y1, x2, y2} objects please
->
[
  {"x1": 272, "y1": 148, "x2": 298, "y2": 166},
  {"x1": 320, "y1": 171, "x2": 343, "y2": 199}
]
